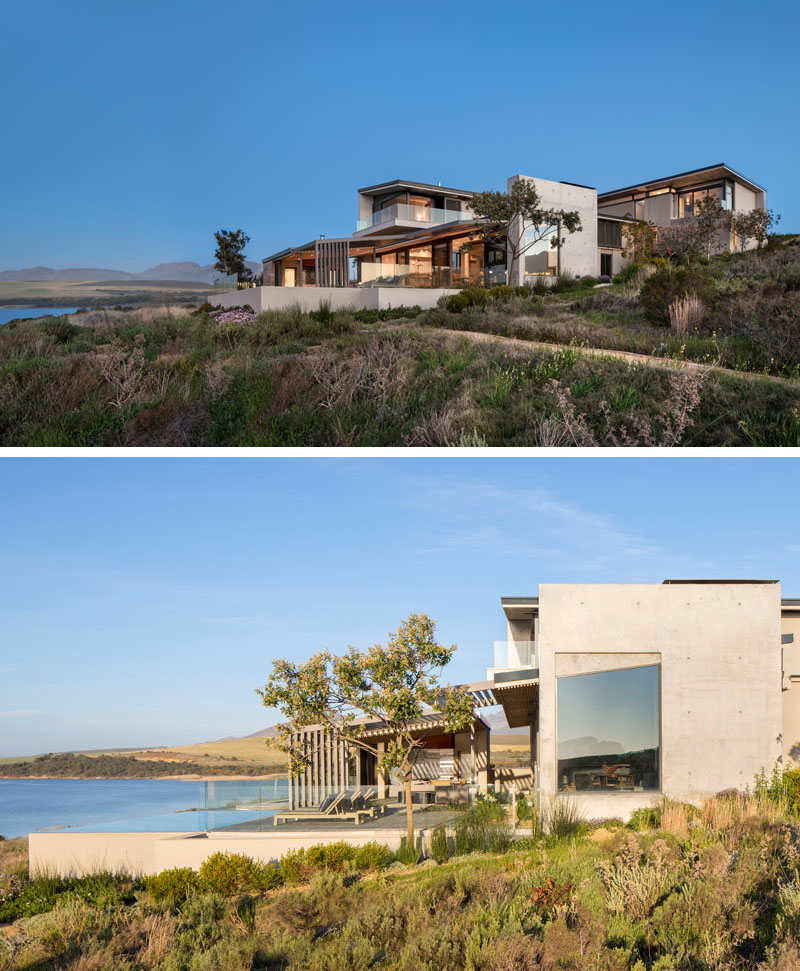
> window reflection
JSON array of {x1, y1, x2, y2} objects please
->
[{"x1": 557, "y1": 665, "x2": 660, "y2": 792}]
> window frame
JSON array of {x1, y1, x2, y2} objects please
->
[{"x1": 555, "y1": 662, "x2": 662, "y2": 795}]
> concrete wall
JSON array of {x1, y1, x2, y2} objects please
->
[
  {"x1": 29, "y1": 832, "x2": 179, "y2": 877},
  {"x1": 212, "y1": 286, "x2": 451, "y2": 313},
  {"x1": 537, "y1": 583, "x2": 783, "y2": 819},
  {"x1": 506, "y1": 175, "x2": 598, "y2": 283},
  {"x1": 782, "y1": 609, "x2": 800, "y2": 765},
  {"x1": 30, "y1": 827, "x2": 408, "y2": 878}
]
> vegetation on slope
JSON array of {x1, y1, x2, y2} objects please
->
[
  {"x1": 5, "y1": 781, "x2": 800, "y2": 969},
  {"x1": 0, "y1": 752, "x2": 271, "y2": 779},
  {"x1": 0, "y1": 240, "x2": 798, "y2": 447}
]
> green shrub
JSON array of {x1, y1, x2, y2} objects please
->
[
  {"x1": 41, "y1": 317, "x2": 80, "y2": 343},
  {"x1": 446, "y1": 286, "x2": 488, "y2": 312},
  {"x1": 395, "y1": 837, "x2": 420, "y2": 865},
  {"x1": 628, "y1": 806, "x2": 662, "y2": 830},
  {"x1": 544, "y1": 797, "x2": 586, "y2": 838},
  {"x1": 354, "y1": 841, "x2": 394, "y2": 871},
  {"x1": 146, "y1": 866, "x2": 198, "y2": 907},
  {"x1": 305, "y1": 841, "x2": 356, "y2": 870},
  {"x1": 198, "y1": 852, "x2": 280, "y2": 896},
  {"x1": 489, "y1": 285, "x2": 515, "y2": 301},
  {"x1": 578, "y1": 275, "x2": 597, "y2": 288},
  {"x1": 430, "y1": 824, "x2": 451, "y2": 864},
  {"x1": 516, "y1": 794, "x2": 532, "y2": 823},
  {"x1": 613, "y1": 262, "x2": 645, "y2": 285},
  {"x1": 782, "y1": 769, "x2": 800, "y2": 813},
  {"x1": 640, "y1": 266, "x2": 715, "y2": 325}
]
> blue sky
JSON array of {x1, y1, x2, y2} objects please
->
[
  {"x1": 1, "y1": 0, "x2": 797, "y2": 271},
  {"x1": 0, "y1": 457, "x2": 798, "y2": 756}
]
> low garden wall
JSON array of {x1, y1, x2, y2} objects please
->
[{"x1": 212, "y1": 286, "x2": 451, "y2": 313}]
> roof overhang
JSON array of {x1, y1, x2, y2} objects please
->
[
  {"x1": 501, "y1": 596, "x2": 539, "y2": 621},
  {"x1": 599, "y1": 163, "x2": 765, "y2": 201},
  {"x1": 358, "y1": 178, "x2": 474, "y2": 199}
]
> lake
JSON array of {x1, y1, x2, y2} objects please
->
[
  {"x1": 0, "y1": 307, "x2": 78, "y2": 325},
  {"x1": 0, "y1": 778, "x2": 288, "y2": 838}
]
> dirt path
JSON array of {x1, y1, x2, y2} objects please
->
[{"x1": 422, "y1": 325, "x2": 797, "y2": 387}]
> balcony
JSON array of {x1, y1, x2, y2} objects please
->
[
  {"x1": 492, "y1": 640, "x2": 538, "y2": 670},
  {"x1": 357, "y1": 203, "x2": 474, "y2": 233},
  {"x1": 356, "y1": 262, "x2": 506, "y2": 289}
]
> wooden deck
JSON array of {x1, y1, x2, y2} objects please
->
[{"x1": 208, "y1": 805, "x2": 455, "y2": 837}]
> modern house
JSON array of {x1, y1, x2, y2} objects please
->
[
  {"x1": 214, "y1": 163, "x2": 767, "y2": 313},
  {"x1": 487, "y1": 579, "x2": 797, "y2": 819},
  {"x1": 28, "y1": 577, "x2": 797, "y2": 877}
]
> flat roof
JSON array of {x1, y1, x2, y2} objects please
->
[
  {"x1": 599, "y1": 163, "x2": 765, "y2": 200},
  {"x1": 662, "y1": 578, "x2": 778, "y2": 584},
  {"x1": 358, "y1": 178, "x2": 474, "y2": 199}
]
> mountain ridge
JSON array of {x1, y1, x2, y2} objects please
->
[{"x1": 0, "y1": 261, "x2": 262, "y2": 284}]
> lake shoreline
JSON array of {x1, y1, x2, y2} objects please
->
[{"x1": 0, "y1": 773, "x2": 283, "y2": 782}]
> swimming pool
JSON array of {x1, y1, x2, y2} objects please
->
[{"x1": 66, "y1": 808, "x2": 277, "y2": 833}]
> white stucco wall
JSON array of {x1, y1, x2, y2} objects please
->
[
  {"x1": 537, "y1": 582, "x2": 782, "y2": 818},
  {"x1": 211, "y1": 286, "x2": 451, "y2": 313},
  {"x1": 506, "y1": 175, "x2": 598, "y2": 283}
]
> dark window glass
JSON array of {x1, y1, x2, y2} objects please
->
[
  {"x1": 600, "y1": 253, "x2": 612, "y2": 277},
  {"x1": 557, "y1": 665, "x2": 660, "y2": 792}
]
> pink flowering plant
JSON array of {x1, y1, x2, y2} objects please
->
[{"x1": 211, "y1": 307, "x2": 258, "y2": 326}]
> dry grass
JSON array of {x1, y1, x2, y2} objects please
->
[
  {"x1": 668, "y1": 292, "x2": 705, "y2": 334},
  {"x1": 0, "y1": 837, "x2": 27, "y2": 874}
]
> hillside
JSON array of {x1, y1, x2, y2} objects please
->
[{"x1": 0, "y1": 240, "x2": 798, "y2": 446}]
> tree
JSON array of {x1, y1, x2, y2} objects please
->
[
  {"x1": 725, "y1": 208, "x2": 780, "y2": 251},
  {"x1": 620, "y1": 218, "x2": 658, "y2": 263},
  {"x1": 213, "y1": 229, "x2": 253, "y2": 281},
  {"x1": 468, "y1": 180, "x2": 582, "y2": 285},
  {"x1": 256, "y1": 614, "x2": 475, "y2": 849},
  {"x1": 693, "y1": 195, "x2": 728, "y2": 259},
  {"x1": 653, "y1": 222, "x2": 704, "y2": 264}
]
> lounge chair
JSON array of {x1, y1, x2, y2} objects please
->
[
  {"x1": 273, "y1": 792, "x2": 371, "y2": 826},
  {"x1": 350, "y1": 788, "x2": 385, "y2": 817}
]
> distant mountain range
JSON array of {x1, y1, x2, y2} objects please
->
[
  {"x1": 0, "y1": 261, "x2": 262, "y2": 284},
  {"x1": 215, "y1": 709, "x2": 527, "y2": 744}
]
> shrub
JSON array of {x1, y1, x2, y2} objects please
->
[
  {"x1": 782, "y1": 768, "x2": 800, "y2": 813},
  {"x1": 640, "y1": 266, "x2": 715, "y2": 325},
  {"x1": 489, "y1": 285, "x2": 515, "y2": 301},
  {"x1": 528, "y1": 878, "x2": 574, "y2": 921},
  {"x1": 516, "y1": 794, "x2": 532, "y2": 823},
  {"x1": 430, "y1": 824, "x2": 451, "y2": 864},
  {"x1": 305, "y1": 841, "x2": 355, "y2": 870},
  {"x1": 628, "y1": 806, "x2": 662, "y2": 830},
  {"x1": 146, "y1": 867, "x2": 198, "y2": 907},
  {"x1": 198, "y1": 852, "x2": 280, "y2": 896},
  {"x1": 395, "y1": 837, "x2": 420, "y2": 865},
  {"x1": 353, "y1": 841, "x2": 394, "y2": 871},
  {"x1": 544, "y1": 797, "x2": 585, "y2": 838},
  {"x1": 41, "y1": 317, "x2": 80, "y2": 343},
  {"x1": 577, "y1": 275, "x2": 597, "y2": 288},
  {"x1": 279, "y1": 847, "x2": 313, "y2": 885},
  {"x1": 446, "y1": 286, "x2": 488, "y2": 312}
]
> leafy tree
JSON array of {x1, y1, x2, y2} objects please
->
[
  {"x1": 620, "y1": 218, "x2": 658, "y2": 263},
  {"x1": 693, "y1": 195, "x2": 728, "y2": 259},
  {"x1": 468, "y1": 180, "x2": 582, "y2": 285},
  {"x1": 257, "y1": 614, "x2": 475, "y2": 847},
  {"x1": 213, "y1": 229, "x2": 253, "y2": 281},
  {"x1": 726, "y1": 208, "x2": 780, "y2": 251},
  {"x1": 653, "y1": 222, "x2": 705, "y2": 264}
]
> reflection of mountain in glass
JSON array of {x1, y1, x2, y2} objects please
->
[{"x1": 557, "y1": 736, "x2": 623, "y2": 759}]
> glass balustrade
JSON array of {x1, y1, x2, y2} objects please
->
[
  {"x1": 357, "y1": 262, "x2": 504, "y2": 289},
  {"x1": 492, "y1": 640, "x2": 538, "y2": 669},
  {"x1": 357, "y1": 204, "x2": 474, "y2": 232}
]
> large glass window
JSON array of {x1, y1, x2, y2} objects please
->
[
  {"x1": 557, "y1": 665, "x2": 660, "y2": 792},
  {"x1": 524, "y1": 224, "x2": 558, "y2": 276}
]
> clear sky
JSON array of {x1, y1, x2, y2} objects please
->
[
  {"x1": 1, "y1": 0, "x2": 797, "y2": 272},
  {"x1": 0, "y1": 456, "x2": 798, "y2": 757}
]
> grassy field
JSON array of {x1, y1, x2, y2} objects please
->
[
  {"x1": 1, "y1": 242, "x2": 798, "y2": 446},
  {"x1": 4, "y1": 784, "x2": 800, "y2": 969},
  {"x1": 0, "y1": 279, "x2": 211, "y2": 310}
]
